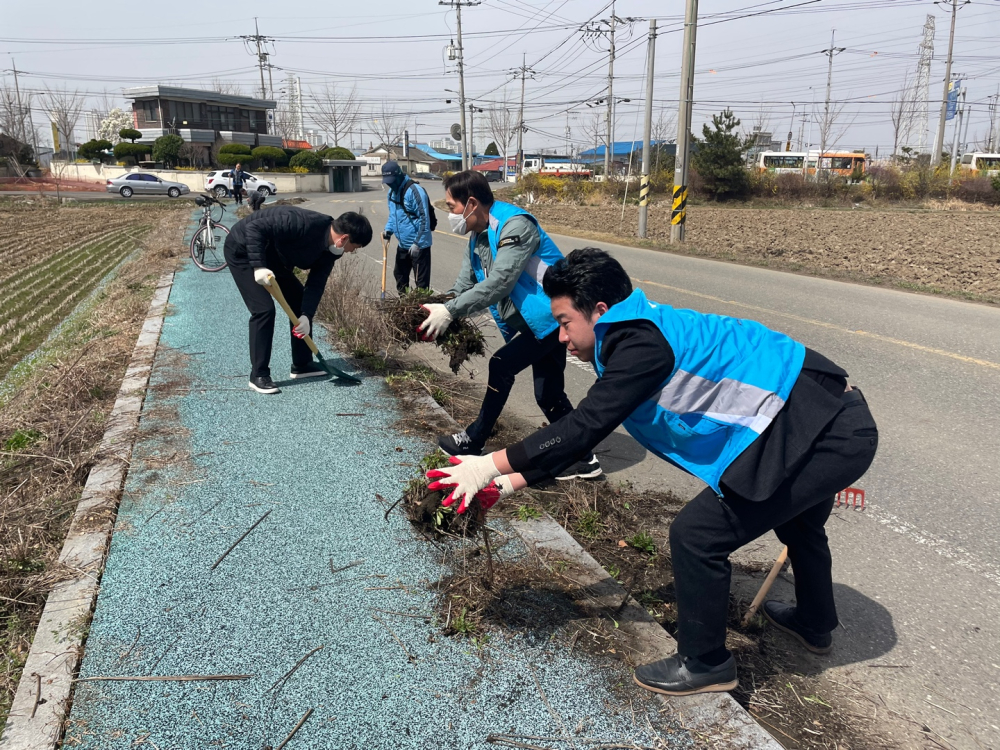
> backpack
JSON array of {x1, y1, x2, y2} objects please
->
[{"x1": 394, "y1": 181, "x2": 437, "y2": 232}]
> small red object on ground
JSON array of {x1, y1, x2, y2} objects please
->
[{"x1": 835, "y1": 487, "x2": 866, "y2": 510}]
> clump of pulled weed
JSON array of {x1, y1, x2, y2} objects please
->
[
  {"x1": 379, "y1": 289, "x2": 486, "y2": 373},
  {"x1": 402, "y1": 453, "x2": 486, "y2": 537}
]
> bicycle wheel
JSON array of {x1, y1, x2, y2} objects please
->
[{"x1": 190, "y1": 223, "x2": 229, "y2": 272}]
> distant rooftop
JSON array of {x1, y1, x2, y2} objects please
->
[
  {"x1": 123, "y1": 85, "x2": 276, "y2": 110},
  {"x1": 579, "y1": 140, "x2": 673, "y2": 157}
]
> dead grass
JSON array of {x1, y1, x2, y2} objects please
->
[{"x1": 0, "y1": 204, "x2": 187, "y2": 726}]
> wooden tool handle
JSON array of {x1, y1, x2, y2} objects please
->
[
  {"x1": 263, "y1": 275, "x2": 320, "y2": 356},
  {"x1": 380, "y1": 237, "x2": 388, "y2": 300},
  {"x1": 741, "y1": 545, "x2": 788, "y2": 627}
]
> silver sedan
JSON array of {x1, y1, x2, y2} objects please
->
[{"x1": 106, "y1": 173, "x2": 191, "y2": 198}]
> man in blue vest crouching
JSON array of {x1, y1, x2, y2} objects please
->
[
  {"x1": 419, "y1": 170, "x2": 602, "y2": 481},
  {"x1": 426, "y1": 247, "x2": 879, "y2": 696}
]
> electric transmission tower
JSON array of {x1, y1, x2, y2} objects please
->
[{"x1": 903, "y1": 14, "x2": 935, "y2": 154}]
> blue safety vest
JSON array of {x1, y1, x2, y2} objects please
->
[
  {"x1": 594, "y1": 289, "x2": 805, "y2": 494},
  {"x1": 469, "y1": 201, "x2": 565, "y2": 341}
]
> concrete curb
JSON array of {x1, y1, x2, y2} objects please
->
[
  {"x1": 1, "y1": 272, "x2": 175, "y2": 750},
  {"x1": 408, "y1": 393, "x2": 782, "y2": 749}
]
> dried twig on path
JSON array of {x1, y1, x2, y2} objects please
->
[
  {"x1": 373, "y1": 615, "x2": 415, "y2": 664},
  {"x1": 210, "y1": 509, "x2": 272, "y2": 570},
  {"x1": 275, "y1": 707, "x2": 314, "y2": 750},
  {"x1": 269, "y1": 645, "x2": 325, "y2": 694},
  {"x1": 329, "y1": 558, "x2": 364, "y2": 575},
  {"x1": 75, "y1": 674, "x2": 253, "y2": 682}
]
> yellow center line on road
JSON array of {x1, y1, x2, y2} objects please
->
[{"x1": 636, "y1": 277, "x2": 1000, "y2": 372}]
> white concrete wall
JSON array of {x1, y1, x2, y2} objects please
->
[{"x1": 49, "y1": 162, "x2": 331, "y2": 193}]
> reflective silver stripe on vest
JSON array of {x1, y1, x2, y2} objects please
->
[
  {"x1": 652, "y1": 369, "x2": 786, "y2": 434},
  {"x1": 523, "y1": 255, "x2": 549, "y2": 287}
]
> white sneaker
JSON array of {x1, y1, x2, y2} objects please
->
[{"x1": 556, "y1": 454, "x2": 603, "y2": 481}]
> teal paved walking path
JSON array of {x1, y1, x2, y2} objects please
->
[{"x1": 65, "y1": 213, "x2": 690, "y2": 749}]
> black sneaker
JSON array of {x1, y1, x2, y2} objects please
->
[
  {"x1": 633, "y1": 654, "x2": 738, "y2": 696},
  {"x1": 556, "y1": 454, "x2": 603, "y2": 481},
  {"x1": 290, "y1": 364, "x2": 328, "y2": 380},
  {"x1": 437, "y1": 430, "x2": 482, "y2": 457},
  {"x1": 762, "y1": 601, "x2": 833, "y2": 654},
  {"x1": 248, "y1": 376, "x2": 280, "y2": 394}
]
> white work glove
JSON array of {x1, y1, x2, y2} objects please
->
[
  {"x1": 292, "y1": 314, "x2": 310, "y2": 340},
  {"x1": 425, "y1": 455, "x2": 502, "y2": 513},
  {"x1": 418, "y1": 303, "x2": 453, "y2": 341},
  {"x1": 253, "y1": 268, "x2": 274, "y2": 286},
  {"x1": 409, "y1": 243, "x2": 421, "y2": 259}
]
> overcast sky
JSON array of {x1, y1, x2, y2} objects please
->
[{"x1": 3, "y1": 0, "x2": 1000, "y2": 155}]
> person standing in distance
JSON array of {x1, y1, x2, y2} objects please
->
[
  {"x1": 232, "y1": 162, "x2": 247, "y2": 206},
  {"x1": 224, "y1": 205, "x2": 373, "y2": 394},
  {"x1": 381, "y1": 161, "x2": 433, "y2": 294},
  {"x1": 420, "y1": 170, "x2": 601, "y2": 480}
]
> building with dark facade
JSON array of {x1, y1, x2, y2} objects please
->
[{"x1": 123, "y1": 86, "x2": 281, "y2": 161}]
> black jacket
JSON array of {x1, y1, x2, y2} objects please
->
[
  {"x1": 506, "y1": 320, "x2": 849, "y2": 502},
  {"x1": 227, "y1": 206, "x2": 337, "y2": 319}
]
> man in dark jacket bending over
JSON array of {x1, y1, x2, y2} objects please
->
[
  {"x1": 224, "y1": 206, "x2": 372, "y2": 394},
  {"x1": 427, "y1": 248, "x2": 879, "y2": 697}
]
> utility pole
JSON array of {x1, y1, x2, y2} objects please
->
[
  {"x1": 638, "y1": 20, "x2": 657, "y2": 240},
  {"x1": 818, "y1": 30, "x2": 845, "y2": 180},
  {"x1": 932, "y1": 0, "x2": 964, "y2": 167},
  {"x1": 786, "y1": 102, "x2": 796, "y2": 151},
  {"x1": 440, "y1": 0, "x2": 480, "y2": 171},
  {"x1": 515, "y1": 54, "x2": 536, "y2": 180},
  {"x1": 10, "y1": 59, "x2": 39, "y2": 164},
  {"x1": 988, "y1": 89, "x2": 1000, "y2": 152},
  {"x1": 670, "y1": 0, "x2": 698, "y2": 244},
  {"x1": 605, "y1": 1, "x2": 616, "y2": 178},
  {"x1": 949, "y1": 85, "x2": 966, "y2": 179},
  {"x1": 468, "y1": 102, "x2": 483, "y2": 161}
]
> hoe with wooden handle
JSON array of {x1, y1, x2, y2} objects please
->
[
  {"x1": 263, "y1": 273, "x2": 361, "y2": 384},
  {"x1": 741, "y1": 545, "x2": 788, "y2": 627}
]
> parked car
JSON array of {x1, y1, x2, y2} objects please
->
[
  {"x1": 106, "y1": 173, "x2": 190, "y2": 199},
  {"x1": 415, "y1": 171, "x2": 442, "y2": 181},
  {"x1": 204, "y1": 170, "x2": 277, "y2": 198}
]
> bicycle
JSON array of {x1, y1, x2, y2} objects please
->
[{"x1": 190, "y1": 194, "x2": 230, "y2": 272}]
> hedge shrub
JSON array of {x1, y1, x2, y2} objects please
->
[
  {"x1": 79, "y1": 139, "x2": 113, "y2": 161},
  {"x1": 251, "y1": 146, "x2": 288, "y2": 166},
  {"x1": 317, "y1": 146, "x2": 355, "y2": 161},
  {"x1": 288, "y1": 150, "x2": 323, "y2": 172},
  {"x1": 113, "y1": 142, "x2": 148, "y2": 163},
  {"x1": 118, "y1": 128, "x2": 142, "y2": 143},
  {"x1": 219, "y1": 143, "x2": 252, "y2": 155}
]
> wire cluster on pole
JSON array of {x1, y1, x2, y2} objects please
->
[{"x1": 439, "y1": 0, "x2": 480, "y2": 171}]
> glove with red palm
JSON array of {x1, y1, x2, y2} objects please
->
[{"x1": 427, "y1": 455, "x2": 514, "y2": 514}]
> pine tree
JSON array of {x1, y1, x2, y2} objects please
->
[{"x1": 692, "y1": 109, "x2": 749, "y2": 200}]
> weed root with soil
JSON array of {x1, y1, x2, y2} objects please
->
[{"x1": 379, "y1": 290, "x2": 486, "y2": 373}]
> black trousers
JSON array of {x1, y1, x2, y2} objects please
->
[
  {"x1": 465, "y1": 329, "x2": 573, "y2": 448},
  {"x1": 233, "y1": 183, "x2": 245, "y2": 204},
  {"x1": 669, "y1": 390, "x2": 879, "y2": 657},
  {"x1": 225, "y1": 252, "x2": 313, "y2": 379},
  {"x1": 393, "y1": 245, "x2": 432, "y2": 294}
]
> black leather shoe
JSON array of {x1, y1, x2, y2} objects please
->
[
  {"x1": 633, "y1": 654, "x2": 738, "y2": 696},
  {"x1": 762, "y1": 601, "x2": 832, "y2": 654},
  {"x1": 248, "y1": 376, "x2": 280, "y2": 394}
]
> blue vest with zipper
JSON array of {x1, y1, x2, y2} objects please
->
[
  {"x1": 594, "y1": 289, "x2": 806, "y2": 494},
  {"x1": 469, "y1": 201, "x2": 565, "y2": 341}
]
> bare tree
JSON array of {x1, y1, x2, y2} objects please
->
[
  {"x1": 486, "y1": 93, "x2": 517, "y2": 180},
  {"x1": 311, "y1": 83, "x2": 361, "y2": 147},
  {"x1": 0, "y1": 84, "x2": 33, "y2": 146},
  {"x1": 369, "y1": 101, "x2": 405, "y2": 147},
  {"x1": 44, "y1": 86, "x2": 85, "y2": 156},
  {"x1": 651, "y1": 107, "x2": 676, "y2": 171},
  {"x1": 890, "y1": 73, "x2": 915, "y2": 157},
  {"x1": 179, "y1": 141, "x2": 207, "y2": 168},
  {"x1": 212, "y1": 79, "x2": 246, "y2": 96},
  {"x1": 270, "y1": 100, "x2": 298, "y2": 141},
  {"x1": 579, "y1": 110, "x2": 605, "y2": 171},
  {"x1": 815, "y1": 99, "x2": 857, "y2": 177}
]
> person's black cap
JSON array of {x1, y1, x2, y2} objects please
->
[{"x1": 381, "y1": 160, "x2": 403, "y2": 183}]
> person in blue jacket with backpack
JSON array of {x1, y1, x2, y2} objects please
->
[
  {"x1": 381, "y1": 161, "x2": 434, "y2": 293},
  {"x1": 426, "y1": 247, "x2": 879, "y2": 698}
]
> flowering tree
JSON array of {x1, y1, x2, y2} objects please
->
[{"x1": 98, "y1": 108, "x2": 133, "y2": 145}]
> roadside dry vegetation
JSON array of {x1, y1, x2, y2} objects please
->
[{"x1": 0, "y1": 199, "x2": 188, "y2": 727}]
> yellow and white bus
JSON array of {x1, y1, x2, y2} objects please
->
[
  {"x1": 958, "y1": 153, "x2": 1000, "y2": 175},
  {"x1": 757, "y1": 150, "x2": 866, "y2": 177}
]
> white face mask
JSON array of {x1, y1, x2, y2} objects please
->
[
  {"x1": 328, "y1": 236, "x2": 345, "y2": 256},
  {"x1": 448, "y1": 203, "x2": 474, "y2": 235}
]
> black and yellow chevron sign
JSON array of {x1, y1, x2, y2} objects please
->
[
  {"x1": 671, "y1": 184, "x2": 688, "y2": 225},
  {"x1": 639, "y1": 175, "x2": 650, "y2": 207}
]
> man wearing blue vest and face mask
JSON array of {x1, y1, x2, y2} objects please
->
[
  {"x1": 426, "y1": 248, "x2": 879, "y2": 697},
  {"x1": 419, "y1": 170, "x2": 602, "y2": 480}
]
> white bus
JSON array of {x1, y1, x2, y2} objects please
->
[
  {"x1": 959, "y1": 153, "x2": 1000, "y2": 175},
  {"x1": 757, "y1": 150, "x2": 866, "y2": 177}
]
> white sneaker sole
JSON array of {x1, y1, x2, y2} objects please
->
[
  {"x1": 556, "y1": 464, "x2": 603, "y2": 481},
  {"x1": 248, "y1": 381, "x2": 280, "y2": 394},
  {"x1": 289, "y1": 370, "x2": 327, "y2": 380}
]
